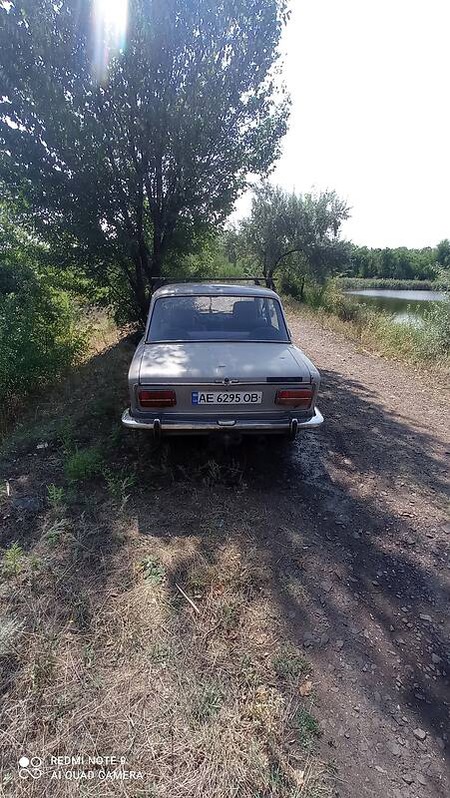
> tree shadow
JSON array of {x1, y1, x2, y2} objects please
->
[
  {"x1": 134, "y1": 365, "x2": 449, "y2": 795},
  {"x1": 2, "y1": 335, "x2": 448, "y2": 795}
]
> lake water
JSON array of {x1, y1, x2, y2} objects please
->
[{"x1": 346, "y1": 289, "x2": 446, "y2": 324}]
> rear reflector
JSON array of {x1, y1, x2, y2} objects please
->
[
  {"x1": 275, "y1": 388, "x2": 313, "y2": 408},
  {"x1": 139, "y1": 389, "x2": 176, "y2": 408}
]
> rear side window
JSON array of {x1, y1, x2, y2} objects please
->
[{"x1": 147, "y1": 295, "x2": 289, "y2": 342}]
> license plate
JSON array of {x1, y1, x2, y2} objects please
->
[{"x1": 192, "y1": 391, "x2": 262, "y2": 405}]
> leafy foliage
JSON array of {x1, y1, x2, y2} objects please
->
[
  {"x1": 240, "y1": 184, "x2": 350, "y2": 283},
  {"x1": 0, "y1": 252, "x2": 86, "y2": 435},
  {"x1": 0, "y1": 263, "x2": 85, "y2": 386},
  {"x1": 436, "y1": 239, "x2": 450, "y2": 269},
  {"x1": 347, "y1": 245, "x2": 442, "y2": 282},
  {"x1": 0, "y1": 0, "x2": 289, "y2": 319}
]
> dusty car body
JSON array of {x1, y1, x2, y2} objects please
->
[{"x1": 122, "y1": 282, "x2": 323, "y2": 440}]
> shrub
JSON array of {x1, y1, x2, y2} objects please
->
[
  {"x1": 279, "y1": 272, "x2": 304, "y2": 299},
  {"x1": 2, "y1": 542, "x2": 24, "y2": 577},
  {"x1": 324, "y1": 286, "x2": 363, "y2": 323},
  {"x1": 47, "y1": 484, "x2": 65, "y2": 509},
  {"x1": 304, "y1": 282, "x2": 327, "y2": 310},
  {"x1": 0, "y1": 261, "x2": 87, "y2": 430},
  {"x1": 420, "y1": 296, "x2": 450, "y2": 360}
]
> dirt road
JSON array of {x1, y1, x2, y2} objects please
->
[
  {"x1": 278, "y1": 312, "x2": 450, "y2": 797},
  {"x1": 135, "y1": 310, "x2": 450, "y2": 797},
  {"x1": 1, "y1": 310, "x2": 449, "y2": 798}
]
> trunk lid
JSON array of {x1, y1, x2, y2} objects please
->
[{"x1": 138, "y1": 342, "x2": 312, "y2": 384}]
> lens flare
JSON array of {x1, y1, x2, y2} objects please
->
[{"x1": 92, "y1": 0, "x2": 128, "y2": 82}]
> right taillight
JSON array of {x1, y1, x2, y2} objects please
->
[
  {"x1": 275, "y1": 387, "x2": 314, "y2": 408},
  {"x1": 138, "y1": 389, "x2": 177, "y2": 408}
]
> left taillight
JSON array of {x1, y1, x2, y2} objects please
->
[
  {"x1": 275, "y1": 387, "x2": 314, "y2": 408},
  {"x1": 138, "y1": 389, "x2": 177, "y2": 408}
]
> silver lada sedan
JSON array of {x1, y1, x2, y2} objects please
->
[{"x1": 122, "y1": 282, "x2": 324, "y2": 441}]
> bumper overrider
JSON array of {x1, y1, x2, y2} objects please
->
[{"x1": 121, "y1": 407, "x2": 324, "y2": 438}]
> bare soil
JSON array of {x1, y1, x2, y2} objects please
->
[{"x1": 0, "y1": 310, "x2": 448, "y2": 798}]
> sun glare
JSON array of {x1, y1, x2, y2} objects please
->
[
  {"x1": 92, "y1": 0, "x2": 128, "y2": 81},
  {"x1": 95, "y1": 0, "x2": 128, "y2": 38}
]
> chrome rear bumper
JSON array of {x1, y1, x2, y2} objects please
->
[{"x1": 121, "y1": 407, "x2": 324, "y2": 437}]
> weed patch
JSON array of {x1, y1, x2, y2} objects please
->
[
  {"x1": 294, "y1": 707, "x2": 322, "y2": 752},
  {"x1": 274, "y1": 649, "x2": 311, "y2": 681},
  {"x1": 2, "y1": 542, "x2": 23, "y2": 577},
  {"x1": 103, "y1": 466, "x2": 136, "y2": 503},
  {"x1": 42, "y1": 517, "x2": 67, "y2": 546},
  {"x1": 65, "y1": 446, "x2": 104, "y2": 481},
  {"x1": 148, "y1": 643, "x2": 172, "y2": 665},
  {"x1": 141, "y1": 556, "x2": 166, "y2": 585},
  {"x1": 0, "y1": 615, "x2": 24, "y2": 658},
  {"x1": 191, "y1": 683, "x2": 224, "y2": 723},
  {"x1": 31, "y1": 646, "x2": 56, "y2": 689},
  {"x1": 47, "y1": 483, "x2": 65, "y2": 509}
]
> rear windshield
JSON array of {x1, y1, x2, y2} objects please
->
[{"x1": 147, "y1": 295, "x2": 290, "y2": 342}]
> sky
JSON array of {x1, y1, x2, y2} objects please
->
[{"x1": 235, "y1": 0, "x2": 450, "y2": 248}]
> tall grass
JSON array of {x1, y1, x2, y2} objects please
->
[
  {"x1": 285, "y1": 277, "x2": 450, "y2": 367},
  {"x1": 337, "y1": 277, "x2": 448, "y2": 291}
]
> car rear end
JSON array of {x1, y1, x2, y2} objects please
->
[
  {"x1": 122, "y1": 283, "x2": 324, "y2": 439},
  {"x1": 123, "y1": 369, "x2": 323, "y2": 439}
]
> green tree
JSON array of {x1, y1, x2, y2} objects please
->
[
  {"x1": 241, "y1": 184, "x2": 350, "y2": 288},
  {"x1": 347, "y1": 245, "x2": 438, "y2": 281},
  {"x1": 0, "y1": 0, "x2": 289, "y2": 319},
  {"x1": 436, "y1": 239, "x2": 450, "y2": 269}
]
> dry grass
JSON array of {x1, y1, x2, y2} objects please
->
[
  {"x1": 0, "y1": 322, "x2": 335, "y2": 798},
  {"x1": 1, "y1": 530, "x2": 335, "y2": 797}
]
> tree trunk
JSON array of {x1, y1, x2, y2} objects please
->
[
  {"x1": 132, "y1": 254, "x2": 149, "y2": 323},
  {"x1": 300, "y1": 276, "x2": 305, "y2": 300},
  {"x1": 138, "y1": 238, "x2": 152, "y2": 280},
  {"x1": 152, "y1": 240, "x2": 163, "y2": 281},
  {"x1": 152, "y1": 217, "x2": 165, "y2": 283}
]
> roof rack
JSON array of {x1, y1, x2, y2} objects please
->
[{"x1": 151, "y1": 276, "x2": 276, "y2": 290}]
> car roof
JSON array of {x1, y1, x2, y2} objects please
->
[{"x1": 152, "y1": 282, "x2": 279, "y2": 299}]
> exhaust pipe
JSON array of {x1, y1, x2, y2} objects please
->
[
  {"x1": 153, "y1": 418, "x2": 162, "y2": 444},
  {"x1": 289, "y1": 418, "x2": 298, "y2": 441}
]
